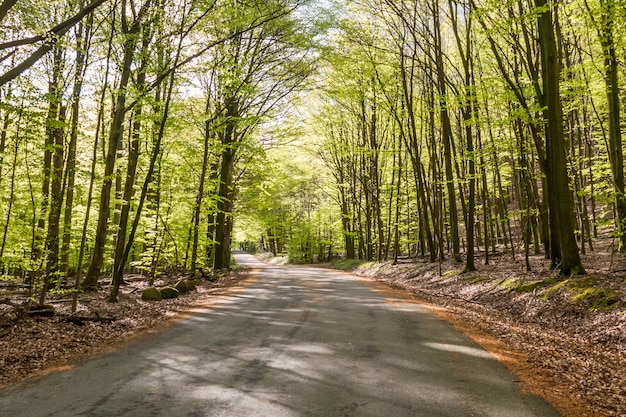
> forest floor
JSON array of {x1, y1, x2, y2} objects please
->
[
  {"x1": 0, "y1": 247, "x2": 624, "y2": 417},
  {"x1": 344, "y1": 244, "x2": 626, "y2": 417},
  {"x1": 0, "y1": 269, "x2": 250, "y2": 390}
]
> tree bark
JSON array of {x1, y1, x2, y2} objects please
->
[
  {"x1": 191, "y1": 95, "x2": 213, "y2": 271},
  {"x1": 213, "y1": 98, "x2": 238, "y2": 270},
  {"x1": 432, "y1": 0, "x2": 461, "y2": 262},
  {"x1": 83, "y1": 6, "x2": 142, "y2": 289},
  {"x1": 61, "y1": 13, "x2": 92, "y2": 280},
  {"x1": 535, "y1": 0, "x2": 585, "y2": 275}
]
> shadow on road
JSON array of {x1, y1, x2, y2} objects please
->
[{"x1": 0, "y1": 255, "x2": 560, "y2": 417}]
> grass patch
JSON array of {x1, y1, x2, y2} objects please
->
[
  {"x1": 333, "y1": 259, "x2": 364, "y2": 270},
  {"x1": 541, "y1": 279, "x2": 569, "y2": 301},
  {"x1": 357, "y1": 261, "x2": 376, "y2": 271},
  {"x1": 516, "y1": 280, "x2": 544, "y2": 293},
  {"x1": 569, "y1": 287, "x2": 621, "y2": 311},
  {"x1": 567, "y1": 275, "x2": 599, "y2": 289},
  {"x1": 589, "y1": 292, "x2": 621, "y2": 311},
  {"x1": 536, "y1": 275, "x2": 622, "y2": 310},
  {"x1": 570, "y1": 287, "x2": 597, "y2": 303},
  {"x1": 499, "y1": 277, "x2": 520, "y2": 291},
  {"x1": 464, "y1": 275, "x2": 491, "y2": 284},
  {"x1": 443, "y1": 269, "x2": 460, "y2": 278},
  {"x1": 516, "y1": 276, "x2": 560, "y2": 293}
]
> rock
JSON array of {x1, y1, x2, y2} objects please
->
[
  {"x1": 141, "y1": 286, "x2": 162, "y2": 301},
  {"x1": 160, "y1": 287, "x2": 179, "y2": 299},
  {"x1": 175, "y1": 279, "x2": 195, "y2": 294}
]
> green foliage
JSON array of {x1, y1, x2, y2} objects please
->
[
  {"x1": 569, "y1": 287, "x2": 621, "y2": 311},
  {"x1": 464, "y1": 275, "x2": 491, "y2": 284},
  {"x1": 498, "y1": 277, "x2": 519, "y2": 291},
  {"x1": 0, "y1": 0, "x2": 625, "y2": 308},
  {"x1": 332, "y1": 258, "x2": 363, "y2": 270}
]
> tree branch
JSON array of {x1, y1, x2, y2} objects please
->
[
  {"x1": 0, "y1": 0, "x2": 17, "y2": 24},
  {"x1": 0, "y1": 0, "x2": 109, "y2": 87}
]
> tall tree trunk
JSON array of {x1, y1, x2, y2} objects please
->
[
  {"x1": 109, "y1": 9, "x2": 186, "y2": 300},
  {"x1": 593, "y1": 0, "x2": 626, "y2": 250},
  {"x1": 72, "y1": 7, "x2": 115, "y2": 310},
  {"x1": 392, "y1": 134, "x2": 403, "y2": 264},
  {"x1": 40, "y1": 104, "x2": 66, "y2": 304},
  {"x1": 213, "y1": 97, "x2": 238, "y2": 270},
  {"x1": 83, "y1": 7, "x2": 142, "y2": 289},
  {"x1": 213, "y1": 149, "x2": 236, "y2": 269},
  {"x1": 112, "y1": 23, "x2": 152, "y2": 288},
  {"x1": 535, "y1": 0, "x2": 585, "y2": 275},
  {"x1": 61, "y1": 13, "x2": 92, "y2": 280},
  {"x1": 432, "y1": 0, "x2": 461, "y2": 262},
  {"x1": 0, "y1": 109, "x2": 21, "y2": 262},
  {"x1": 0, "y1": 84, "x2": 12, "y2": 188},
  {"x1": 38, "y1": 44, "x2": 65, "y2": 304},
  {"x1": 450, "y1": 0, "x2": 477, "y2": 272},
  {"x1": 205, "y1": 159, "x2": 220, "y2": 265},
  {"x1": 191, "y1": 96, "x2": 213, "y2": 271}
]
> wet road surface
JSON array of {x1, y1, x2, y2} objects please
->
[{"x1": 0, "y1": 254, "x2": 560, "y2": 416}]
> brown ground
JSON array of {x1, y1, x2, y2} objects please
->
[
  {"x1": 0, "y1": 248, "x2": 624, "y2": 417},
  {"x1": 0, "y1": 270, "x2": 250, "y2": 389}
]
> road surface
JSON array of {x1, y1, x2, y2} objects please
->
[{"x1": 0, "y1": 254, "x2": 560, "y2": 417}]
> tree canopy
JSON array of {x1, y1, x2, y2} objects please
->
[{"x1": 1, "y1": 0, "x2": 626, "y2": 305}]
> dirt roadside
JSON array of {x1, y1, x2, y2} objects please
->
[
  {"x1": 349, "y1": 251, "x2": 625, "y2": 417},
  {"x1": 0, "y1": 269, "x2": 251, "y2": 389}
]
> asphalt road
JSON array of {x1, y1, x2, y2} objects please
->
[{"x1": 0, "y1": 254, "x2": 560, "y2": 417}]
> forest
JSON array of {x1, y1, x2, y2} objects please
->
[{"x1": 0, "y1": 0, "x2": 626, "y2": 306}]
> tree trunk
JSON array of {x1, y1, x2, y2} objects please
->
[
  {"x1": 112, "y1": 23, "x2": 152, "y2": 288},
  {"x1": 213, "y1": 97, "x2": 239, "y2": 270},
  {"x1": 535, "y1": 0, "x2": 585, "y2": 275},
  {"x1": 449, "y1": 0, "x2": 477, "y2": 272},
  {"x1": 598, "y1": 0, "x2": 626, "y2": 251},
  {"x1": 191, "y1": 95, "x2": 213, "y2": 271},
  {"x1": 61, "y1": 14, "x2": 92, "y2": 280},
  {"x1": 0, "y1": 109, "x2": 21, "y2": 262},
  {"x1": 72, "y1": 7, "x2": 115, "y2": 310},
  {"x1": 39, "y1": 44, "x2": 66, "y2": 305},
  {"x1": 432, "y1": 1, "x2": 461, "y2": 262},
  {"x1": 83, "y1": 11, "x2": 141, "y2": 289}
]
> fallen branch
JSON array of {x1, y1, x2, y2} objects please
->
[
  {"x1": 58, "y1": 313, "x2": 117, "y2": 325},
  {"x1": 27, "y1": 306, "x2": 55, "y2": 317},
  {"x1": 47, "y1": 298, "x2": 98, "y2": 304},
  {"x1": 0, "y1": 298, "x2": 26, "y2": 310}
]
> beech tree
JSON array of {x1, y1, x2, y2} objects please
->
[
  {"x1": 535, "y1": 0, "x2": 585, "y2": 275},
  {"x1": 309, "y1": 0, "x2": 608, "y2": 277},
  {"x1": 206, "y1": 0, "x2": 315, "y2": 270},
  {"x1": 5, "y1": 0, "x2": 626, "y2": 304},
  {"x1": 82, "y1": 0, "x2": 154, "y2": 289}
]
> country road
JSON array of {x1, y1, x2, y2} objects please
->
[{"x1": 0, "y1": 253, "x2": 560, "y2": 417}]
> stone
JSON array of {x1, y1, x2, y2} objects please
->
[
  {"x1": 160, "y1": 286, "x2": 179, "y2": 299},
  {"x1": 175, "y1": 279, "x2": 196, "y2": 294},
  {"x1": 141, "y1": 286, "x2": 162, "y2": 301}
]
